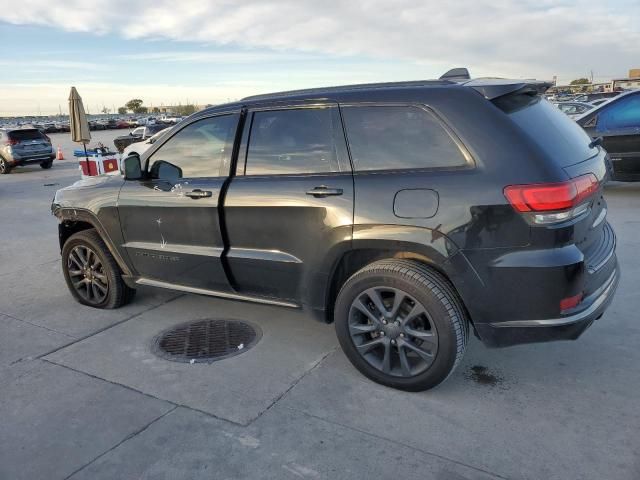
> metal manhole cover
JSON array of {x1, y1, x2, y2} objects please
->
[{"x1": 153, "y1": 319, "x2": 261, "y2": 363}]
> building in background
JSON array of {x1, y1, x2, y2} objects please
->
[{"x1": 604, "y1": 69, "x2": 640, "y2": 92}]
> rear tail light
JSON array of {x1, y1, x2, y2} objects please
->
[
  {"x1": 504, "y1": 173, "x2": 599, "y2": 224},
  {"x1": 5, "y1": 138, "x2": 19, "y2": 146},
  {"x1": 560, "y1": 292, "x2": 583, "y2": 312}
]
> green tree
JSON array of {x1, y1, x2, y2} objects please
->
[
  {"x1": 137, "y1": 106, "x2": 149, "y2": 114},
  {"x1": 117, "y1": 107, "x2": 127, "y2": 115},
  {"x1": 125, "y1": 99, "x2": 144, "y2": 112},
  {"x1": 570, "y1": 78, "x2": 590, "y2": 85}
]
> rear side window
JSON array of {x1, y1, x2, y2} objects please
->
[
  {"x1": 496, "y1": 95, "x2": 594, "y2": 167},
  {"x1": 341, "y1": 105, "x2": 468, "y2": 172},
  {"x1": 9, "y1": 129, "x2": 45, "y2": 141},
  {"x1": 597, "y1": 94, "x2": 640, "y2": 130},
  {"x1": 245, "y1": 107, "x2": 343, "y2": 175}
]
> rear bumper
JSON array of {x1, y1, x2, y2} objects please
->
[
  {"x1": 9, "y1": 153, "x2": 55, "y2": 165},
  {"x1": 475, "y1": 263, "x2": 619, "y2": 347}
]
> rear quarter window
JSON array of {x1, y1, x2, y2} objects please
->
[{"x1": 340, "y1": 105, "x2": 469, "y2": 172}]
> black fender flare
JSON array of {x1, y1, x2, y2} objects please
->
[{"x1": 53, "y1": 206, "x2": 133, "y2": 277}]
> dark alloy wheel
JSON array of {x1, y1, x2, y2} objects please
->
[
  {"x1": 0, "y1": 157, "x2": 11, "y2": 174},
  {"x1": 62, "y1": 229, "x2": 136, "y2": 309},
  {"x1": 67, "y1": 244, "x2": 109, "y2": 305},
  {"x1": 348, "y1": 287, "x2": 438, "y2": 377},
  {"x1": 335, "y1": 259, "x2": 468, "y2": 391}
]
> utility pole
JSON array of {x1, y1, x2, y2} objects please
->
[{"x1": 590, "y1": 70, "x2": 594, "y2": 83}]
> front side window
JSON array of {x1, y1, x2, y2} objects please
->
[
  {"x1": 597, "y1": 94, "x2": 640, "y2": 131},
  {"x1": 341, "y1": 105, "x2": 469, "y2": 172},
  {"x1": 245, "y1": 107, "x2": 342, "y2": 175},
  {"x1": 148, "y1": 114, "x2": 238, "y2": 180}
]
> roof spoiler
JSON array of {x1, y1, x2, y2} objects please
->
[
  {"x1": 462, "y1": 78, "x2": 553, "y2": 100},
  {"x1": 439, "y1": 68, "x2": 471, "y2": 81}
]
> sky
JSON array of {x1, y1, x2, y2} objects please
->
[{"x1": 0, "y1": 0, "x2": 638, "y2": 116}]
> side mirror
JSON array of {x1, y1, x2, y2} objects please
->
[{"x1": 122, "y1": 154, "x2": 142, "y2": 180}]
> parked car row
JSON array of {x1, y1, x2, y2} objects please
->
[{"x1": 0, "y1": 115, "x2": 188, "y2": 134}]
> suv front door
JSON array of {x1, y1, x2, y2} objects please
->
[
  {"x1": 118, "y1": 112, "x2": 239, "y2": 291},
  {"x1": 224, "y1": 104, "x2": 354, "y2": 307}
]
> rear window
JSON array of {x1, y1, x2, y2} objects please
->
[
  {"x1": 9, "y1": 129, "x2": 46, "y2": 141},
  {"x1": 341, "y1": 105, "x2": 469, "y2": 172},
  {"x1": 495, "y1": 94, "x2": 595, "y2": 167}
]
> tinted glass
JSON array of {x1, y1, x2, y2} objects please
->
[
  {"x1": 597, "y1": 94, "x2": 640, "y2": 131},
  {"x1": 148, "y1": 114, "x2": 237, "y2": 179},
  {"x1": 246, "y1": 108, "x2": 341, "y2": 175},
  {"x1": 501, "y1": 96, "x2": 595, "y2": 167},
  {"x1": 148, "y1": 124, "x2": 169, "y2": 135},
  {"x1": 341, "y1": 105, "x2": 467, "y2": 171},
  {"x1": 9, "y1": 129, "x2": 46, "y2": 141}
]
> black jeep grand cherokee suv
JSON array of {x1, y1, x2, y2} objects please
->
[{"x1": 52, "y1": 72, "x2": 619, "y2": 391}]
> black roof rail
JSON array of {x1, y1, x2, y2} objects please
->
[
  {"x1": 241, "y1": 79, "x2": 452, "y2": 102},
  {"x1": 439, "y1": 68, "x2": 471, "y2": 81}
]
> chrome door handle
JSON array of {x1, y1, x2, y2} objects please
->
[
  {"x1": 185, "y1": 189, "x2": 212, "y2": 199},
  {"x1": 305, "y1": 186, "x2": 343, "y2": 197}
]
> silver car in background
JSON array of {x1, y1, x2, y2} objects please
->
[{"x1": 0, "y1": 128, "x2": 55, "y2": 174}]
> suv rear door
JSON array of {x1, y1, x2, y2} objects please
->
[
  {"x1": 117, "y1": 112, "x2": 239, "y2": 292},
  {"x1": 224, "y1": 103, "x2": 354, "y2": 305}
]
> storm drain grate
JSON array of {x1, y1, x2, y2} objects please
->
[{"x1": 153, "y1": 319, "x2": 261, "y2": 363}]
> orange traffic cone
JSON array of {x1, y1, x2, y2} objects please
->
[{"x1": 56, "y1": 146, "x2": 64, "y2": 160}]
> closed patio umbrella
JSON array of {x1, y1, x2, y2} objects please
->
[{"x1": 68, "y1": 86, "x2": 91, "y2": 165}]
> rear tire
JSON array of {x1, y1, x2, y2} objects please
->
[
  {"x1": 0, "y1": 157, "x2": 12, "y2": 174},
  {"x1": 40, "y1": 159, "x2": 53, "y2": 169},
  {"x1": 62, "y1": 229, "x2": 136, "y2": 309},
  {"x1": 334, "y1": 259, "x2": 468, "y2": 391}
]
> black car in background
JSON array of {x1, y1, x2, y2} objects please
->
[
  {"x1": 0, "y1": 128, "x2": 55, "y2": 174},
  {"x1": 52, "y1": 73, "x2": 619, "y2": 391},
  {"x1": 576, "y1": 90, "x2": 640, "y2": 181},
  {"x1": 113, "y1": 124, "x2": 169, "y2": 153}
]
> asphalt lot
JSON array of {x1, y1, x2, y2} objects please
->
[{"x1": 1, "y1": 131, "x2": 639, "y2": 480}]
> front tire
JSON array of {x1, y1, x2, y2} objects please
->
[
  {"x1": 0, "y1": 157, "x2": 12, "y2": 174},
  {"x1": 62, "y1": 229, "x2": 135, "y2": 309},
  {"x1": 334, "y1": 259, "x2": 468, "y2": 391},
  {"x1": 40, "y1": 159, "x2": 53, "y2": 169}
]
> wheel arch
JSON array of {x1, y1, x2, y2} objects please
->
[
  {"x1": 55, "y1": 208, "x2": 133, "y2": 277},
  {"x1": 322, "y1": 239, "x2": 471, "y2": 326}
]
